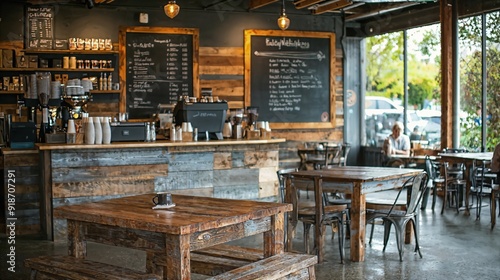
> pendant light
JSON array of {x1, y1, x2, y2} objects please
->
[
  {"x1": 277, "y1": 0, "x2": 290, "y2": 30},
  {"x1": 164, "y1": 1, "x2": 180, "y2": 19}
]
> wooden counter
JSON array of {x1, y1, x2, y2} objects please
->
[
  {"x1": 37, "y1": 138, "x2": 286, "y2": 241},
  {"x1": 1, "y1": 148, "x2": 41, "y2": 236}
]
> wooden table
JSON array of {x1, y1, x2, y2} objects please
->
[
  {"x1": 54, "y1": 194, "x2": 292, "y2": 280},
  {"x1": 438, "y1": 152, "x2": 493, "y2": 216},
  {"x1": 390, "y1": 154, "x2": 438, "y2": 167},
  {"x1": 288, "y1": 166, "x2": 423, "y2": 262}
]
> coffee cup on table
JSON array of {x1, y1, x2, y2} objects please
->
[{"x1": 153, "y1": 192, "x2": 173, "y2": 206}]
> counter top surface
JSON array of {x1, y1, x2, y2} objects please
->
[{"x1": 36, "y1": 138, "x2": 286, "y2": 150}]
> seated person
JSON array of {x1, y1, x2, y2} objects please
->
[
  {"x1": 491, "y1": 143, "x2": 500, "y2": 183},
  {"x1": 410, "y1": 126, "x2": 422, "y2": 141},
  {"x1": 383, "y1": 121, "x2": 411, "y2": 167}
]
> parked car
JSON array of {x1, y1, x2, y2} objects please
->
[
  {"x1": 365, "y1": 96, "x2": 403, "y2": 118},
  {"x1": 416, "y1": 110, "x2": 441, "y2": 144}
]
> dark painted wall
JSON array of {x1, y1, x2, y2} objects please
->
[{"x1": 1, "y1": 2, "x2": 340, "y2": 48}]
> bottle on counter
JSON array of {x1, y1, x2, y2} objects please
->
[
  {"x1": 85, "y1": 117, "x2": 95, "y2": 144},
  {"x1": 102, "y1": 117, "x2": 111, "y2": 144},
  {"x1": 94, "y1": 117, "x2": 102, "y2": 144},
  {"x1": 170, "y1": 125, "x2": 176, "y2": 141},
  {"x1": 145, "y1": 122, "x2": 151, "y2": 142},
  {"x1": 150, "y1": 121, "x2": 156, "y2": 142}
]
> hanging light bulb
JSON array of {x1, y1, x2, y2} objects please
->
[
  {"x1": 277, "y1": 0, "x2": 290, "y2": 30},
  {"x1": 164, "y1": 1, "x2": 180, "y2": 19}
]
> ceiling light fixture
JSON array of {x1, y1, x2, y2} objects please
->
[
  {"x1": 164, "y1": 1, "x2": 180, "y2": 19},
  {"x1": 277, "y1": 0, "x2": 290, "y2": 30}
]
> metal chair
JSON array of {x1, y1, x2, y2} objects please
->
[
  {"x1": 366, "y1": 172, "x2": 428, "y2": 261},
  {"x1": 276, "y1": 168, "x2": 298, "y2": 250},
  {"x1": 286, "y1": 175, "x2": 347, "y2": 264},
  {"x1": 441, "y1": 161, "x2": 467, "y2": 214},
  {"x1": 308, "y1": 144, "x2": 342, "y2": 170},
  {"x1": 470, "y1": 160, "x2": 495, "y2": 220}
]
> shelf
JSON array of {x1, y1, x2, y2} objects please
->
[
  {"x1": 23, "y1": 49, "x2": 118, "y2": 55},
  {"x1": 90, "y1": 90, "x2": 120, "y2": 94},
  {"x1": 0, "y1": 91, "x2": 23, "y2": 94},
  {"x1": 0, "y1": 68, "x2": 115, "y2": 72}
]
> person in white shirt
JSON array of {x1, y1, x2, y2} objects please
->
[{"x1": 383, "y1": 121, "x2": 411, "y2": 167}]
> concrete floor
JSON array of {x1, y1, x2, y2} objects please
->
[{"x1": 2, "y1": 199, "x2": 500, "y2": 280}]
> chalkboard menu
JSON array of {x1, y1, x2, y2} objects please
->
[
  {"x1": 25, "y1": 6, "x2": 54, "y2": 49},
  {"x1": 119, "y1": 27, "x2": 199, "y2": 119},
  {"x1": 244, "y1": 30, "x2": 335, "y2": 129}
]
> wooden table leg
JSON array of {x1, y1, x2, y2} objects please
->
[
  {"x1": 350, "y1": 182, "x2": 365, "y2": 262},
  {"x1": 264, "y1": 212, "x2": 285, "y2": 257},
  {"x1": 165, "y1": 234, "x2": 190, "y2": 280},
  {"x1": 67, "y1": 219, "x2": 86, "y2": 259},
  {"x1": 464, "y1": 162, "x2": 472, "y2": 216},
  {"x1": 314, "y1": 177, "x2": 324, "y2": 263}
]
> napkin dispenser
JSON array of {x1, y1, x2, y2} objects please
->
[{"x1": 110, "y1": 122, "x2": 147, "y2": 142}]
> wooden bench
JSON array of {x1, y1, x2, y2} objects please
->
[
  {"x1": 24, "y1": 255, "x2": 161, "y2": 280},
  {"x1": 206, "y1": 252, "x2": 317, "y2": 280},
  {"x1": 191, "y1": 244, "x2": 264, "y2": 276}
]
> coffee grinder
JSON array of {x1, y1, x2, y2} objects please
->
[{"x1": 229, "y1": 108, "x2": 243, "y2": 139}]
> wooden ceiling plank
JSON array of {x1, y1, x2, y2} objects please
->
[
  {"x1": 313, "y1": 0, "x2": 353, "y2": 15},
  {"x1": 249, "y1": 0, "x2": 279, "y2": 10},
  {"x1": 295, "y1": 0, "x2": 324, "y2": 10}
]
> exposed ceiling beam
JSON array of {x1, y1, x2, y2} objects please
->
[
  {"x1": 346, "y1": 2, "x2": 420, "y2": 21},
  {"x1": 312, "y1": 0, "x2": 353, "y2": 15},
  {"x1": 249, "y1": 0, "x2": 279, "y2": 10},
  {"x1": 294, "y1": 0, "x2": 324, "y2": 10}
]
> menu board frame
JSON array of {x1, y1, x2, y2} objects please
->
[
  {"x1": 119, "y1": 26, "x2": 199, "y2": 118},
  {"x1": 25, "y1": 5, "x2": 54, "y2": 50},
  {"x1": 244, "y1": 29, "x2": 336, "y2": 129}
]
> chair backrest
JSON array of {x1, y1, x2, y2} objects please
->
[
  {"x1": 277, "y1": 168, "x2": 298, "y2": 203},
  {"x1": 424, "y1": 155, "x2": 435, "y2": 180},
  {"x1": 407, "y1": 172, "x2": 428, "y2": 214},
  {"x1": 472, "y1": 159, "x2": 493, "y2": 193},
  {"x1": 386, "y1": 172, "x2": 428, "y2": 216},
  {"x1": 323, "y1": 145, "x2": 342, "y2": 168},
  {"x1": 339, "y1": 143, "x2": 351, "y2": 166}
]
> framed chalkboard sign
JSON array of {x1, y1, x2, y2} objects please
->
[
  {"x1": 119, "y1": 27, "x2": 199, "y2": 119},
  {"x1": 25, "y1": 6, "x2": 54, "y2": 49},
  {"x1": 244, "y1": 30, "x2": 335, "y2": 129}
]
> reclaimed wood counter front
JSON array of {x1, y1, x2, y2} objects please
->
[
  {"x1": 1, "y1": 148, "x2": 41, "y2": 236},
  {"x1": 37, "y1": 138, "x2": 285, "y2": 241}
]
